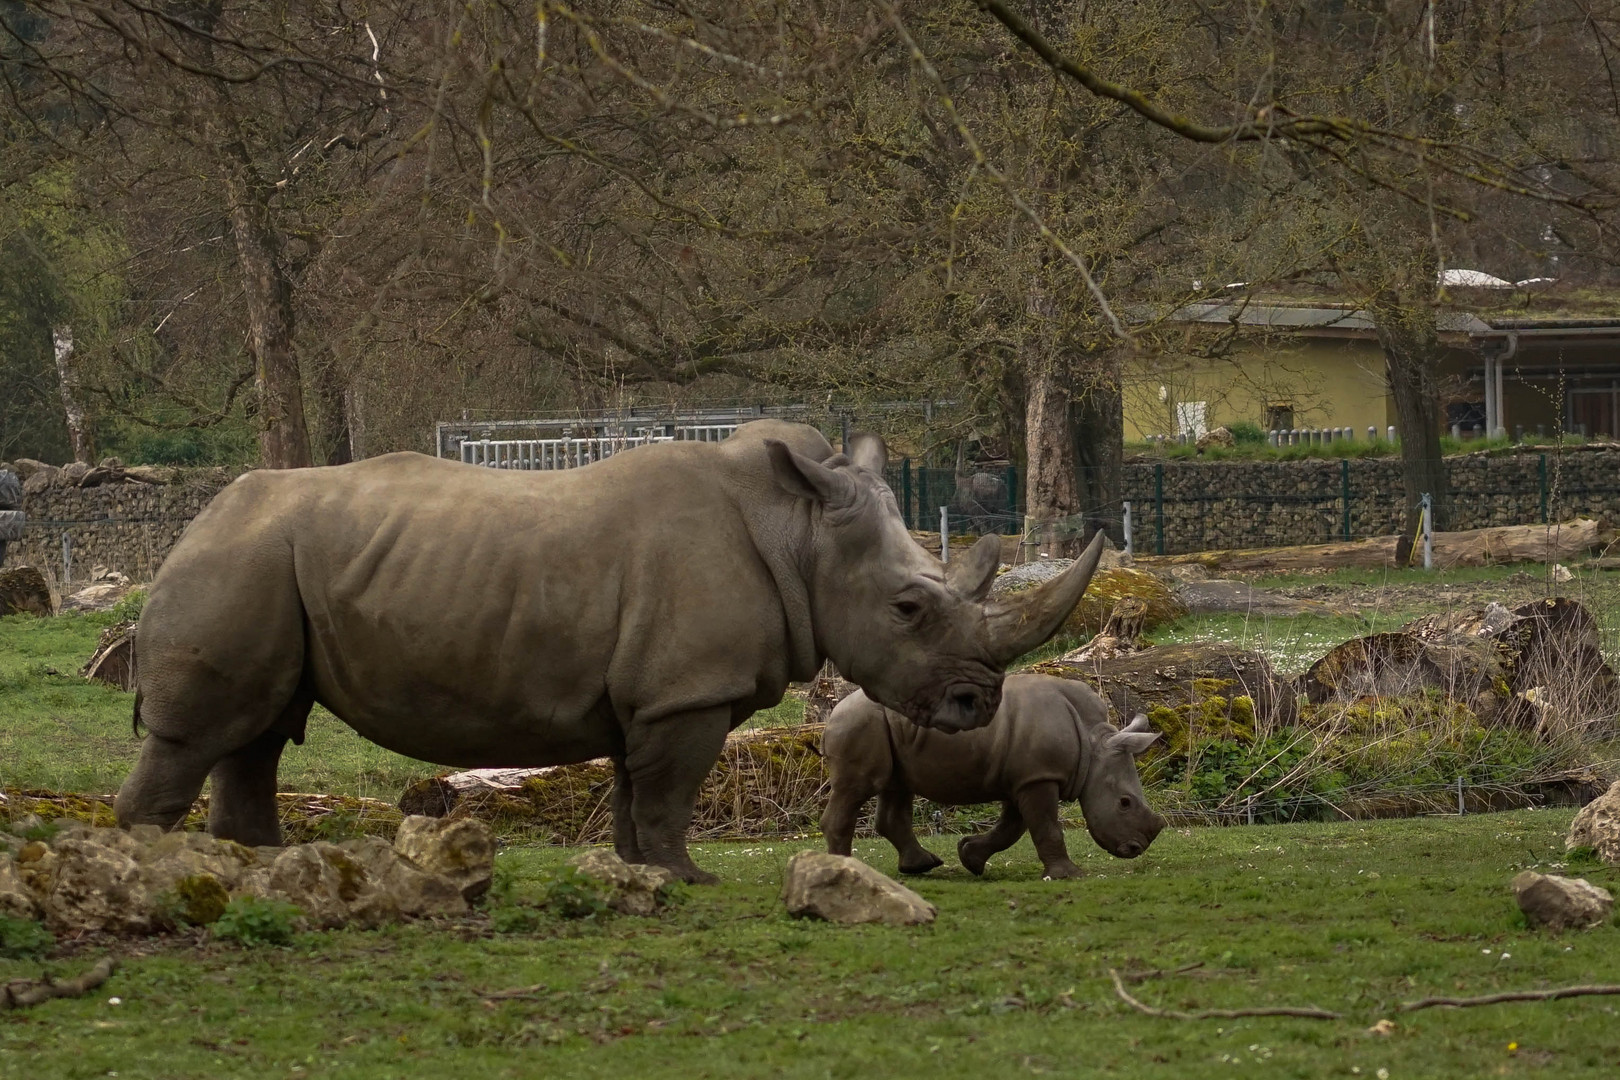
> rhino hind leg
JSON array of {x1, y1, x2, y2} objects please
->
[
  {"x1": 623, "y1": 707, "x2": 731, "y2": 885},
  {"x1": 114, "y1": 733, "x2": 223, "y2": 833},
  {"x1": 1014, "y1": 782, "x2": 1082, "y2": 880},
  {"x1": 875, "y1": 789, "x2": 944, "y2": 875},
  {"x1": 957, "y1": 801, "x2": 1025, "y2": 876}
]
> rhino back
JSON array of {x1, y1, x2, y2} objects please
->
[
  {"x1": 883, "y1": 673, "x2": 1084, "y2": 804},
  {"x1": 141, "y1": 447, "x2": 802, "y2": 766}
]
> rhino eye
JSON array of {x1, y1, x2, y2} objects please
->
[
  {"x1": 1119, "y1": 796, "x2": 1134, "y2": 811},
  {"x1": 893, "y1": 600, "x2": 923, "y2": 619}
]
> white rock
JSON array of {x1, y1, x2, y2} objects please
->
[
  {"x1": 1568, "y1": 780, "x2": 1620, "y2": 865},
  {"x1": 780, "y1": 852, "x2": 937, "y2": 926},
  {"x1": 1512, "y1": 871, "x2": 1613, "y2": 931},
  {"x1": 393, "y1": 816, "x2": 494, "y2": 901},
  {"x1": 565, "y1": 850, "x2": 676, "y2": 916}
]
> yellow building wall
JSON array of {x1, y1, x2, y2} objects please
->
[{"x1": 1123, "y1": 337, "x2": 1394, "y2": 439}]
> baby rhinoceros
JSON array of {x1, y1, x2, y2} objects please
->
[{"x1": 822, "y1": 673, "x2": 1166, "y2": 879}]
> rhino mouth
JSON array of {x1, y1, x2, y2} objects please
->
[{"x1": 895, "y1": 679, "x2": 1002, "y2": 732}]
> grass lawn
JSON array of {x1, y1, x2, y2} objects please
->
[{"x1": 3, "y1": 811, "x2": 1618, "y2": 1078}]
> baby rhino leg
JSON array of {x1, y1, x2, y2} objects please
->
[
  {"x1": 876, "y1": 789, "x2": 944, "y2": 875},
  {"x1": 957, "y1": 801, "x2": 1025, "y2": 876},
  {"x1": 1015, "y1": 782, "x2": 1082, "y2": 880}
]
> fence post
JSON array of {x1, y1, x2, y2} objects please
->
[
  {"x1": 918, "y1": 467, "x2": 930, "y2": 533},
  {"x1": 1456, "y1": 775, "x2": 1465, "y2": 816},
  {"x1": 1122, "y1": 500, "x2": 1133, "y2": 558},
  {"x1": 1154, "y1": 463, "x2": 1165, "y2": 555},
  {"x1": 939, "y1": 506, "x2": 949, "y2": 564},
  {"x1": 901, "y1": 458, "x2": 913, "y2": 530},
  {"x1": 61, "y1": 532, "x2": 72, "y2": 584},
  {"x1": 1004, "y1": 464, "x2": 1018, "y2": 535},
  {"x1": 1421, "y1": 492, "x2": 1433, "y2": 570},
  {"x1": 1340, "y1": 458, "x2": 1351, "y2": 541},
  {"x1": 1538, "y1": 453, "x2": 1548, "y2": 524}
]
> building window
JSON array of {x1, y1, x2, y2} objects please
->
[{"x1": 1264, "y1": 403, "x2": 1294, "y2": 431}]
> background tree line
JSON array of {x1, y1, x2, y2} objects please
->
[{"x1": 2, "y1": 0, "x2": 1616, "y2": 541}]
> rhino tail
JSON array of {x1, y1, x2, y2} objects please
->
[{"x1": 132, "y1": 688, "x2": 143, "y2": 737}]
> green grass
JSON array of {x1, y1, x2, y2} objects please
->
[
  {"x1": 3, "y1": 812, "x2": 1618, "y2": 1078},
  {"x1": 0, "y1": 612, "x2": 432, "y2": 800}
]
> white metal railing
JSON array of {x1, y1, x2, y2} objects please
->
[{"x1": 458, "y1": 425, "x2": 738, "y2": 470}]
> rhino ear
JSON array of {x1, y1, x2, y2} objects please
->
[
  {"x1": 947, "y1": 534, "x2": 1002, "y2": 601},
  {"x1": 848, "y1": 433, "x2": 888, "y2": 475},
  {"x1": 1107, "y1": 730, "x2": 1161, "y2": 757},
  {"x1": 766, "y1": 439, "x2": 855, "y2": 506}
]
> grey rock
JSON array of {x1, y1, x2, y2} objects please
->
[
  {"x1": 1174, "y1": 579, "x2": 1346, "y2": 617},
  {"x1": 565, "y1": 849, "x2": 677, "y2": 916},
  {"x1": 340, "y1": 836, "x2": 467, "y2": 919},
  {"x1": 1567, "y1": 780, "x2": 1620, "y2": 865},
  {"x1": 393, "y1": 816, "x2": 494, "y2": 901},
  {"x1": 42, "y1": 836, "x2": 153, "y2": 934},
  {"x1": 0, "y1": 858, "x2": 39, "y2": 920},
  {"x1": 1512, "y1": 870, "x2": 1613, "y2": 931},
  {"x1": 780, "y1": 852, "x2": 937, "y2": 926}
]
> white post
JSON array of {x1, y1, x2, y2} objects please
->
[
  {"x1": 1494, "y1": 358, "x2": 1506, "y2": 438},
  {"x1": 1421, "y1": 492, "x2": 1433, "y2": 570},
  {"x1": 1122, "y1": 501, "x2": 1133, "y2": 558},
  {"x1": 1388, "y1": 425, "x2": 1397, "y2": 443},
  {"x1": 939, "y1": 505, "x2": 949, "y2": 564},
  {"x1": 1456, "y1": 775, "x2": 1465, "y2": 816},
  {"x1": 1483, "y1": 351, "x2": 1498, "y2": 439},
  {"x1": 62, "y1": 533, "x2": 72, "y2": 583}
]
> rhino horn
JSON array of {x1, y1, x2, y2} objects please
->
[
  {"x1": 847, "y1": 432, "x2": 888, "y2": 475},
  {"x1": 946, "y1": 534, "x2": 1002, "y2": 601},
  {"x1": 981, "y1": 531, "x2": 1105, "y2": 664}
]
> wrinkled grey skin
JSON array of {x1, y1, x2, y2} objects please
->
[
  {"x1": 114, "y1": 421, "x2": 1099, "y2": 883},
  {"x1": 822, "y1": 673, "x2": 1167, "y2": 879}
]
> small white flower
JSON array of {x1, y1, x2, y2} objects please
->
[
  {"x1": 107, "y1": 997, "x2": 122, "y2": 1006},
  {"x1": 1481, "y1": 948, "x2": 1492, "y2": 954},
  {"x1": 1377, "y1": 1069, "x2": 1390, "y2": 1080},
  {"x1": 1499, "y1": 953, "x2": 1511, "y2": 960}
]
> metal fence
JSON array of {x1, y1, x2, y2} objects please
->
[{"x1": 459, "y1": 425, "x2": 738, "y2": 470}]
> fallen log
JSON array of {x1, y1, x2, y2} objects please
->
[
  {"x1": 1135, "y1": 518, "x2": 1613, "y2": 572},
  {"x1": 1033, "y1": 641, "x2": 1298, "y2": 737},
  {"x1": 82, "y1": 620, "x2": 137, "y2": 690},
  {"x1": 0, "y1": 566, "x2": 58, "y2": 617},
  {"x1": 1, "y1": 958, "x2": 118, "y2": 1011},
  {"x1": 1299, "y1": 597, "x2": 1620, "y2": 737}
]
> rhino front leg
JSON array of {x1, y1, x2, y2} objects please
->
[
  {"x1": 957, "y1": 801, "x2": 1025, "y2": 876},
  {"x1": 610, "y1": 758, "x2": 645, "y2": 864},
  {"x1": 1015, "y1": 782, "x2": 1082, "y2": 880},
  {"x1": 876, "y1": 789, "x2": 944, "y2": 875},
  {"x1": 624, "y1": 707, "x2": 730, "y2": 885}
]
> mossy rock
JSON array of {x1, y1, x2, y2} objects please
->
[{"x1": 998, "y1": 565, "x2": 1185, "y2": 636}]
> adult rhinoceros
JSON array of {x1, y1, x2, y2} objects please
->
[{"x1": 115, "y1": 421, "x2": 1101, "y2": 881}]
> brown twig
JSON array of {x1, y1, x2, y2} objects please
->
[
  {"x1": 479, "y1": 982, "x2": 550, "y2": 1002},
  {"x1": 1, "y1": 957, "x2": 118, "y2": 1011},
  {"x1": 1399, "y1": 985, "x2": 1620, "y2": 1012},
  {"x1": 1118, "y1": 961, "x2": 1206, "y2": 984},
  {"x1": 1107, "y1": 968, "x2": 1342, "y2": 1021}
]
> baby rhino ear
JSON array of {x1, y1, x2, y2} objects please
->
[{"x1": 1106, "y1": 719, "x2": 1161, "y2": 757}]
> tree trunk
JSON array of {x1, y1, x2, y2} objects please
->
[
  {"x1": 1372, "y1": 293, "x2": 1451, "y2": 533},
  {"x1": 52, "y1": 325, "x2": 93, "y2": 464},
  {"x1": 225, "y1": 164, "x2": 312, "y2": 470},
  {"x1": 1024, "y1": 356, "x2": 1082, "y2": 557},
  {"x1": 1072, "y1": 355, "x2": 1123, "y2": 545}
]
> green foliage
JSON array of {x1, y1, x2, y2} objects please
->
[
  {"x1": 108, "y1": 588, "x2": 146, "y2": 624},
  {"x1": 211, "y1": 896, "x2": 302, "y2": 947},
  {"x1": 1226, "y1": 419, "x2": 1267, "y2": 444},
  {"x1": 0, "y1": 915, "x2": 54, "y2": 959},
  {"x1": 541, "y1": 866, "x2": 612, "y2": 921}
]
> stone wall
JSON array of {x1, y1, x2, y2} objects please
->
[
  {"x1": 1122, "y1": 446, "x2": 1620, "y2": 555},
  {"x1": 10, "y1": 473, "x2": 235, "y2": 582},
  {"x1": 7, "y1": 447, "x2": 1619, "y2": 577}
]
